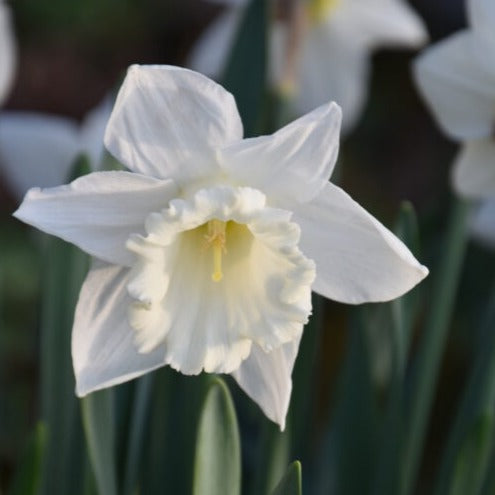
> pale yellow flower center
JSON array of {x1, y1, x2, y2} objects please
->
[{"x1": 307, "y1": 0, "x2": 340, "y2": 23}]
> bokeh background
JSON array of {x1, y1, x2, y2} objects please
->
[{"x1": 2, "y1": 0, "x2": 495, "y2": 493}]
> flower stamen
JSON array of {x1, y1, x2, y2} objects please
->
[
  {"x1": 307, "y1": 0, "x2": 340, "y2": 23},
  {"x1": 205, "y1": 219, "x2": 227, "y2": 282}
]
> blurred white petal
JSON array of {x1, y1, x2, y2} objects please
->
[
  {"x1": 189, "y1": 0, "x2": 427, "y2": 131},
  {"x1": 188, "y1": 8, "x2": 244, "y2": 78},
  {"x1": 413, "y1": 31, "x2": 495, "y2": 140},
  {"x1": 0, "y1": 1, "x2": 16, "y2": 104},
  {"x1": 0, "y1": 113, "x2": 80, "y2": 198},
  {"x1": 0, "y1": 99, "x2": 110, "y2": 199},
  {"x1": 452, "y1": 140, "x2": 495, "y2": 199},
  {"x1": 471, "y1": 201, "x2": 495, "y2": 247},
  {"x1": 469, "y1": 0, "x2": 495, "y2": 48},
  {"x1": 340, "y1": 0, "x2": 427, "y2": 49},
  {"x1": 295, "y1": 22, "x2": 368, "y2": 132}
]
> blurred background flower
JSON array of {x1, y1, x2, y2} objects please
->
[
  {"x1": 0, "y1": 0, "x2": 16, "y2": 104},
  {"x1": 0, "y1": 99, "x2": 110, "y2": 199},
  {"x1": 189, "y1": 0, "x2": 428, "y2": 132},
  {"x1": 413, "y1": 0, "x2": 495, "y2": 201}
]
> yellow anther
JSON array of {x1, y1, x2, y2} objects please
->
[
  {"x1": 204, "y1": 219, "x2": 227, "y2": 282},
  {"x1": 307, "y1": 0, "x2": 339, "y2": 23}
]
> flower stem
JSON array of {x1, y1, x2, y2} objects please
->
[
  {"x1": 434, "y1": 279, "x2": 495, "y2": 495},
  {"x1": 400, "y1": 197, "x2": 470, "y2": 495}
]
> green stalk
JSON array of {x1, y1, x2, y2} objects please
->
[
  {"x1": 81, "y1": 390, "x2": 118, "y2": 495},
  {"x1": 121, "y1": 374, "x2": 154, "y2": 495},
  {"x1": 434, "y1": 282, "x2": 495, "y2": 495},
  {"x1": 372, "y1": 202, "x2": 422, "y2": 495},
  {"x1": 400, "y1": 197, "x2": 470, "y2": 495}
]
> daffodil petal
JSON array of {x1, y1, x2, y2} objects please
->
[
  {"x1": 452, "y1": 140, "x2": 495, "y2": 200},
  {"x1": 0, "y1": 1, "x2": 15, "y2": 104},
  {"x1": 73, "y1": 261, "x2": 166, "y2": 396},
  {"x1": 413, "y1": 31, "x2": 495, "y2": 141},
  {"x1": 294, "y1": 182, "x2": 428, "y2": 304},
  {"x1": 104, "y1": 65, "x2": 243, "y2": 184},
  {"x1": 0, "y1": 112, "x2": 81, "y2": 198},
  {"x1": 221, "y1": 102, "x2": 342, "y2": 205},
  {"x1": 187, "y1": 8, "x2": 244, "y2": 78},
  {"x1": 231, "y1": 338, "x2": 299, "y2": 431},
  {"x1": 14, "y1": 171, "x2": 179, "y2": 266}
]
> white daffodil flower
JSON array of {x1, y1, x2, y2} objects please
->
[
  {"x1": 0, "y1": 0, "x2": 16, "y2": 105},
  {"x1": 413, "y1": 0, "x2": 495, "y2": 200},
  {"x1": 0, "y1": 100, "x2": 111, "y2": 199},
  {"x1": 14, "y1": 65, "x2": 427, "y2": 429},
  {"x1": 189, "y1": 0, "x2": 427, "y2": 132}
]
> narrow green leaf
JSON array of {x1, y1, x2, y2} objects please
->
[
  {"x1": 122, "y1": 374, "x2": 154, "y2": 495},
  {"x1": 392, "y1": 201, "x2": 421, "y2": 361},
  {"x1": 38, "y1": 156, "x2": 91, "y2": 495},
  {"x1": 221, "y1": 0, "x2": 267, "y2": 137},
  {"x1": 81, "y1": 390, "x2": 118, "y2": 495},
  {"x1": 289, "y1": 294, "x2": 323, "y2": 461},
  {"x1": 141, "y1": 370, "x2": 209, "y2": 494},
  {"x1": 270, "y1": 461, "x2": 302, "y2": 495},
  {"x1": 434, "y1": 283, "x2": 495, "y2": 495},
  {"x1": 372, "y1": 202, "x2": 422, "y2": 495},
  {"x1": 192, "y1": 377, "x2": 241, "y2": 495},
  {"x1": 8, "y1": 422, "x2": 46, "y2": 495},
  {"x1": 251, "y1": 421, "x2": 290, "y2": 495},
  {"x1": 317, "y1": 312, "x2": 377, "y2": 495},
  {"x1": 401, "y1": 197, "x2": 470, "y2": 495},
  {"x1": 450, "y1": 414, "x2": 494, "y2": 495},
  {"x1": 480, "y1": 438, "x2": 495, "y2": 495}
]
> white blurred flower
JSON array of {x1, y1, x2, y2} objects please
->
[
  {"x1": 189, "y1": 0, "x2": 427, "y2": 132},
  {"x1": 471, "y1": 201, "x2": 495, "y2": 247},
  {"x1": 14, "y1": 65, "x2": 427, "y2": 428},
  {"x1": 0, "y1": 100, "x2": 112, "y2": 199},
  {"x1": 0, "y1": 0, "x2": 16, "y2": 105},
  {"x1": 414, "y1": 0, "x2": 495, "y2": 200}
]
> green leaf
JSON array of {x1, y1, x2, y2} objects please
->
[
  {"x1": 38, "y1": 156, "x2": 91, "y2": 495},
  {"x1": 317, "y1": 312, "x2": 377, "y2": 495},
  {"x1": 434, "y1": 283, "x2": 495, "y2": 495},
  {"x1": 270, "y1": 461, "x2": 302, "y2": 495},
  {"x1": 371, "y1": 202, "x2": 422, "y2": 495},
  {"x1": 121, "y1": 374, "x2": 154, "y2": 495},
  {"x1": 8, "y1": 422, "x2": 46, "y2": 495},
  {"x1": 192, "y1": 377, "x2": 241, "y2": 495},
  {"x1": 450, "y1": 414, "x2": 494, "y2": 495},
  {"x1": 289, "y1": 294, "x2": 322, "y2": 461},
  {"x1": 221, "y1": 0, "x2": 267, "y2": 137},
  {"x1": 401, "y1": 197, "x2": 470, "y2": 495},
  {"x1": 251, "y1": 421, "x2": 290, "y2": 495},
  {"x1": 81, "y1": 390, "x2": 118, "y2": 495}
]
